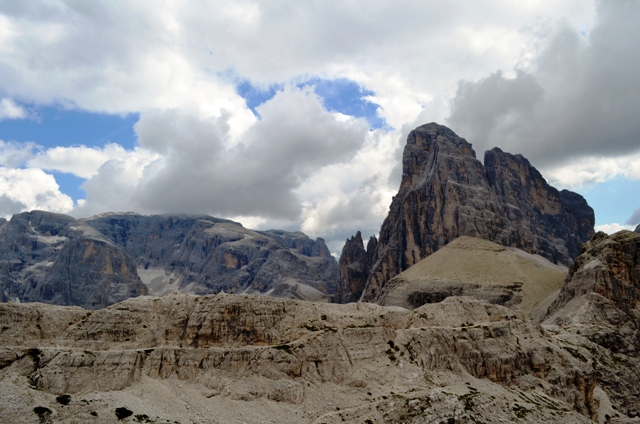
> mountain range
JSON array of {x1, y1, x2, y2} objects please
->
[{"x1": 1, "y1": 123, "x2": 638, "y2": 423}]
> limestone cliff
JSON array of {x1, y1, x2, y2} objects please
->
[
  {"x1": 345, "y1": 123, "x2": 594, "y2": 302},
  {"x1": 336, "y1": 232, "x2": 377, "y2": 303},
  {"x1": 0, "y1": 212, "x2": 339, "y2": 308},
  {"x1": 0, "y1": 294, "x2": 600, "y2": 423},
  {"x1": 545, "y1": 230, "x2": 640, "y2": 418},
  {"x1": 85, "y1": 213, "x2": 338, "y2": 300},
  {"x1": 0, "y1": 211, "x2": 147, "y2": 310}
]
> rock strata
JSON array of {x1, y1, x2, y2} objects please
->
[
  {"x1": 336, "y1": 232, "x2": 377, "y2": 303},
  {"x1": 343, "y1": 123, "x2": 594, "y2": 302},
  {"x1": 544, "y1": 230, "x2": 640, "y2": 419},
  {"x1": 0, "y1": 211, "x2": 147, "y2": 309},
  {"x1": 0, "y1": 294, "x2": 600, "y2": 423},
  {"x1": 0, "y1": 211, "x2": 339, "y2": 308}
]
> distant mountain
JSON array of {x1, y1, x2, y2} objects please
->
[
  {"x1": 0, "y1": 211, "x2": 338, "y2": 309},
  {"x1": 339, "y1": 123, "x2": 595, "y2": 303}
]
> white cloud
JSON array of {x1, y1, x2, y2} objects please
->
[
  {"x1": 0, "y1": 167, "x2": 73, "y2": 217},
  {"x1": 595, "y1": 223, "x2": 635, "y2": 235},
  {"x1": 27, "y1": 143, "x2": 154, "y2": 179},
  {"x1": 0, "y1": 98, "x2": 27, "y2": 120},
  {"x1": 0, "y1": 140, "x2": 41, "y2": 167},
  {"x1": 541, "y1": 152, "x2": 640, "y2": 189}
]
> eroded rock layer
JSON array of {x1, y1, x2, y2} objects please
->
[
  {"x1": 544, "y1": 230, "x2": 640, "y2": 419},
  {"x1": 0, "y1": 294, "x2": 599, "y2": 423},
  {"x1": 344, "y1": 123, "x2": 594, "y2": 302}
]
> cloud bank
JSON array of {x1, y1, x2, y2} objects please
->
[{"x1": 1, "y1": 0, "x2": 639, "y2": 253}]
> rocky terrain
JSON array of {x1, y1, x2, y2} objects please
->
[
  {"x1": 0, "y1": 211, "x2": 147, "y2": 310},
  {"x1": 338, "y1": 123, "x2": 595, "y2": 303},
  {"x1": 0, "y1": 212, "x2": 338, "y2": 309},
  {"x1": 0, "y1": 294, "x2": 603, "y2": 423},
  {"x1": 376, "y1": 236, "x2": 567, "y2": 321},
  {"x1": 1, "y1": 229, "x2": 639, "y2": 423}
]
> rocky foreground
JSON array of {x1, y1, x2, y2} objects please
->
[{"x1": 1, "y1": 230, "x2": 640, "y2": 423}]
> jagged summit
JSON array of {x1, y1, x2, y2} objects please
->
[{"x1": 339, "y1": 123, "x2": 595, "y2": 303}]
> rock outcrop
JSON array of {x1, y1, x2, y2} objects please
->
[
  {"x1": 0, "y1": 211, "x2": 339, "y2": 308},
  {"x1": 84, "y1": 213, "x2": 338, "y2": 301},
  {"x1": 377, "y1": 236, "x2": 567, "y2": 321},
  {"x1": 0, "y1": 294, "x2": 601, "y2": 423},
  {"x1": 0, "y1": 211, "x2": 147, "y2": 309},
  {"x1": 635, "y1": 224, "x2": 639, "y2": 233},
  {"x1": 344, "y1": 123, "x2": 594, "y2": 302},
  {"x1": 544, "y1": 230, "x2": 640, "y2": 419},
  {"x1": 336, "y1": 232, "x2": 377, "y2": 303}
]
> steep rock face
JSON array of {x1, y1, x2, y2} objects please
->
[
  {"x1": 0, "y1": 295, "x2": 599, "y2": 423},
  {"x1": 547, "y1": 230, "x2": 640, "y2": 339},
  {"x1": 0, "y1": 211, "x2": 147, "y2": 309},
  {"x1": 335, "y1": 232, "x2": 377, "y2": 303},
  {"x1": 349, "y1": 123, "x2": 594, "y2": 302},
  {"x1": 0, "y1": 212, "x2": 338, "y2": 308},
  {"x1": 85, "y1": 214, "x2": 338, "y2": 300},
  {"x1": 544, "y1": 230, "x2": 640, "y2": 418}
]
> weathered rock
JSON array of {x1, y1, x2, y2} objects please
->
[
  {"x1": 0, "y1": 211, "x2": 147, "y2": 309},
  {"x1": 544, "y1": 230, "x2": 640, "y2": 419},
  {"x1": 335, "y1": 232, "x2": 377, "y2": 303},
  {"x1": 0, "y1": 294, "x2": 599, "y2": 423},
  {"x1": 85, "y1": 213, "x2": 339, "y2": 299},
  {"x1": 377, "y1": 236, "x2": 567, "y2": 321},
  {"x1": 0, "y1": 212, "x2": 339, "y2": 308},
  {"x1": 346, "y1": 123, "x2": 594, "y2": 302},
  {"x1": 635, "y1": 224, "x2": 640, "y2": 234}
]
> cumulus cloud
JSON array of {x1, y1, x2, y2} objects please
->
[
  {"x1": 595, "y1": 223, "x2": 636, "y2": 235},
  {"x1": 447, "y1": 1, "x2": 640, "y2": 178},
  {"x1": 0, "y1": 195, "x2": 26, "y2": 217},
  {"x1": 27, "y1": 143, "x2": 141, "y2": 178},
  {"x1": 0, "y1": 140, "x2": 41, "y2": 167},
  {"x1": 74, "y1": 86, "x2": 370, "y2": 222},
  {"x1": 0, "y1": 98, "x2": 27, "y2": 120},
  {"x1": 0, "y1": 167, "x2": 73, "y2": 217}
]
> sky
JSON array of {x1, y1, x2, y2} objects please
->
[{"x1": 0, "y1": 0, "x2": 639, "y2": 256}]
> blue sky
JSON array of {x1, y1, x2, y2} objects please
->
[{"x1": 0, "y1": 0, "x2": 639, "y2": 255}]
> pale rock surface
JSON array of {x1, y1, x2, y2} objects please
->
[
  {"x1": 0, "y1": 293, "x2": 608, "y2": 423},
  {"x1": 544, "y1": 230, "x2": 640, "y2": 419},
  {"x1": 377, "y1": 236, "x2": 567, "y2": 321}
]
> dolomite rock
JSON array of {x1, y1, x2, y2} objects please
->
[
  {"x1": 0, "y1": 211, "x2": 339, "y2": 308},
  {"x1": 85, "y1": 213, "x2": 338, "y2": 299},
  {"x1": 544, "y1": 230, "x2": 640, "y2": 419},
  {"x1": 377, "y1": 236, "x2": 567, "y2": 320},
  {"x1": 336, "y1": 232, "x2": 377, "y2": 303},
  {"x1": 0, "y1": 211, "x2": 147, "y2": 309},
  {"x1": 345, "y1": 123, "x2": 594, "y2": 302},
  {"x1": 0, "y1": 294, "x2": 600, "y2": 423}
]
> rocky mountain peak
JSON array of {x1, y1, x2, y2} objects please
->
[
  {"x1": 341, "y1": 123, "x2": 595, "y2": 303},
  {"x1": 635, "y1": 224, "x2": 640, "y2": 233}
]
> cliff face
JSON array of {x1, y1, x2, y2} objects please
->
[
  {"x1": 0, "y1": 294, "x2": 598, "y2": 423},
  {"x1": 345, "y1": 123, "x2": 594, "y2": 302},
  {"x1": 0, "y1": 212, "x2": 339, "y2": 308},
  {"x1": 335, "y1": 232, "x2": 377, "y2": 303},
  {"x1": 85, "y1": 214, "x2": 338, "y2": 300},
  {"x1": 544, "y1": 230, "x2": 640, "y2": 418},
  {"x1": 0, "y1": 211, "x2": 147, "y2": 310}
]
